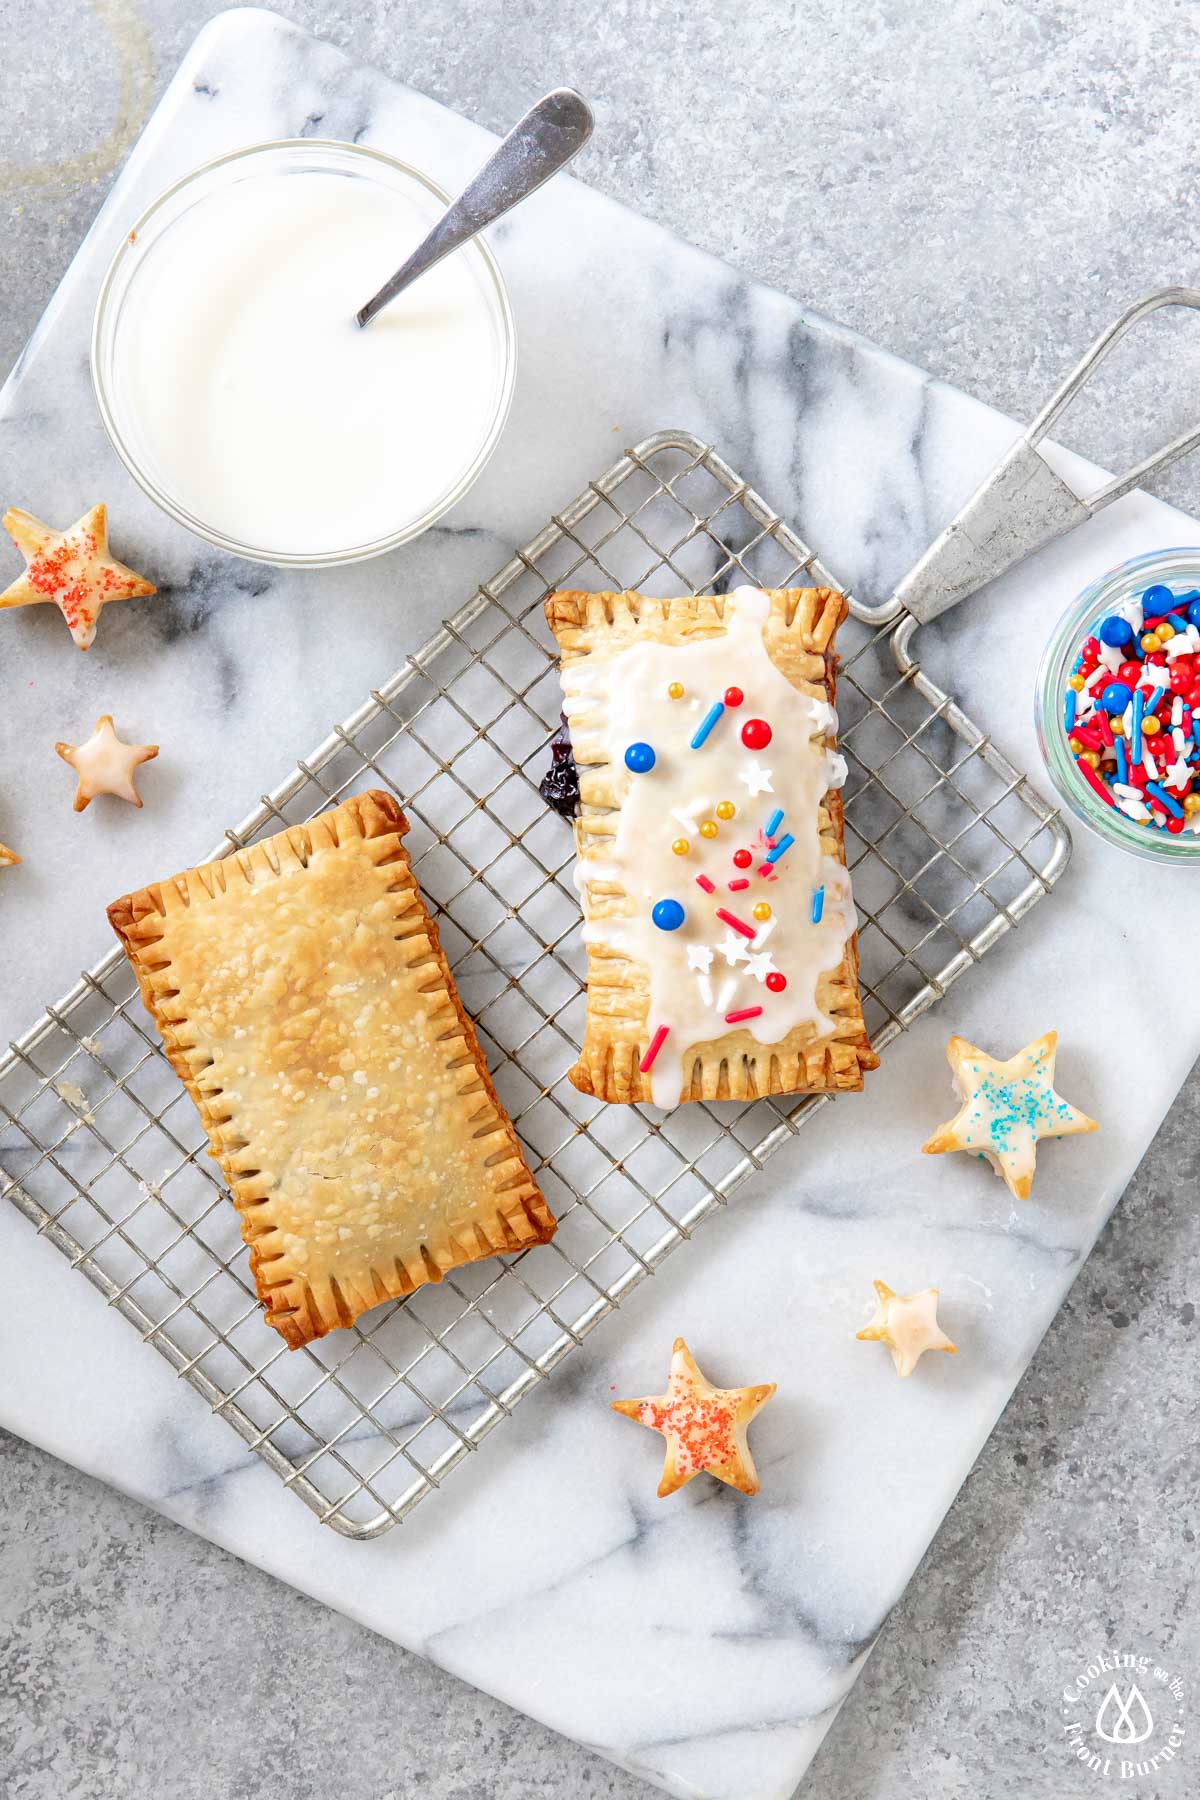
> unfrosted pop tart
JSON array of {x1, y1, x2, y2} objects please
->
[{"x1": 545, "y1": 585, "x2": 878, "y2": 1105}]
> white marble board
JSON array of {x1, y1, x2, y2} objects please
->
[{"x1": 0, "y1": 10, "x2": 1197, "y2": 1799}]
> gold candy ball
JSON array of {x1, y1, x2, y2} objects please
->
[
  {"x1": 1068, "y1": 735, "x2": 1083, "y2": 754},
  {"x1": 699, "y1": 820, "x2": 719, "y2": 839},
  {"x1": 1081, "y1": 751, "x2": 1101, "y2": 769},
  {"x1": 1157, "y1": 622, "x2": 1176, "y2": 642},
  {"x1": 1068, "y1": 674, "x2": 1086, "y2": 691},
  {"x1": 1141, "y1": 632, "x2": 1161, "y2": 653},
  {"x1": 671, "y1": 836, "x2": 690, "y2": 856},
  {"x1": 715, "y1": 800, "x2": 736, "y2": 820},
  {"x1": 667, "y1": 681, "x2": 685, "y2": 700},
  {"x1": 1111, "y1": 716, "x2": 1125, "y2": 736},
  {"x1": 1143, "y1": 716, "x2": 1161, "y2": 737},
  {"x1": 752, "y1": 902, "x2": 772, "y2": 922},
  {"x1": 1185, "y1": 794, "x2": 1200, "y2": 816}
]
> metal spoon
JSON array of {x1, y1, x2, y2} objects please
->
[{"x1": 356, "y1": 88, "x2": 594, "y2": 328}]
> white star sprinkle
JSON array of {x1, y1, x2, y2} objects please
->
[
  {"x1": 1163, "y1": 759, "x2": 1191, "y2": 789},
  {"x1": 745, "y1": 951, "x2": 777, "y2": 982},
  {"x1": 739, "y1": 761, "x2": 774, "y2": 797},
  {"x1": 717, "y1": 931, "x2": 751, "y2": 967},
  {"x1": 686, "y1": 944, "x2": 714, "y2": 973}
]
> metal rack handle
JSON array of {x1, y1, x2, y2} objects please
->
[{"x1": 893, "y1": 286, "x2": 1200, "y2": 624}]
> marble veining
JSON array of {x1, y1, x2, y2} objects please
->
[{"x1": 0, "y1": 11, "x2": 1198, "y2": 1800}]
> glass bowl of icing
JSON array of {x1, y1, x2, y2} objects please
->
[
  {"x1": 92, "y1": 140, "x2": 516, "y2": 567},
  {"x1": 1034, "y1": 546, "x2": 1200, "y2": 863}
]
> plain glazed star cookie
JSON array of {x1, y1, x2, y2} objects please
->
[
  {"x1": 56, "y1": 714, "x2": 159, "y2": 811},
  {"x1": 1, "y1": 503, "x2": 155, "y2": 650},
  {"x1": 922, "y1": 1030, "x2": 1098, "y2": 1201},
  {"x1": 855, "y1": 1280, "x2": 957, "y2": 1378},
  {"x1": 611, "y1": 1336, "x2": 776, "y2": 1496}
]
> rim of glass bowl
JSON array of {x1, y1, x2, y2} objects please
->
[
  {"x1": 1035, "y1": 546, "x2": 1200, "y2": 864},
  {"x1": 90, "y1": 139, "x2": 517, "y2": 569}
]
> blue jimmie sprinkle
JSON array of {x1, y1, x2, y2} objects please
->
[
  {"x1": 690, "y1": 701, "x2": 725, "y2": 750},
  {"x1": 1131, "y1": 689, "x2": 1144, "y2": 764},
  {"x1": 765, "y1": 833, "x2": 795, "y2": 865},
  {"x1": 1115, "y1": 736, "x2": 1128, "y2": 785},
  {"x1": 1064, "y1": 688, "x2": 1077, "y2": 732},
  {"x1": 1168, "y1": 613, "x2": 1189, "y2": 633},
  {"x1": 1146, "y1": 781, "x2": 1184, "y2": 819},
  {"x1": 764, "y1": 806, "x2": 784, "y2": 838},
  {"x1": 1193, "y1": 713, "x2": 1200, "y2": 750},
  {"x1": 810, "y1": 885, "x2": 825, "y2": 923}
]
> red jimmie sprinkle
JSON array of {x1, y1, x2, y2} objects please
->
[
  {"x1": 728, "y1": 877, "x2": 750, "y2": 890},
  {"x1": 724, "y1": 1005, "x2": 763, "y2": 1024},
  {"x1": 715, "y1": 907, "x2": 757, "y2": 940},
  {"x1": 1075, "y1": 757, "x2": 1115, "y2": 807},
  {"x1": 640, "y1": 1025, "x2": 670, "y2": 1073},
  {"x1": 694, "y1": 873, "x2": 715, "y2": 893}
]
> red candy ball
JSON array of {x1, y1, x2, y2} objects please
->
[
  {"x1": 765, "y1": 971, "x2": 787, "y2": 992},
  {"x1": 732, "y1": 848, "x2": 753, "y2": 870},
  {"x1": 723, "y1": 686, "x2": 744, "y2": 708},
  {"x1": 1118, "y1": 661, "x2": 1142, "y2": 685},
  {"x1": 741, "y1": 718, "x2": 772, "y2": 750},
  {"x1": 1167, "y1": 816, "x2": 1187, "y2": 834}
]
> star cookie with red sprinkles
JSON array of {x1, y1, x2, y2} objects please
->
[
  {"x1": 612, "y1": 1336, "x2": 776, "y2": 1497},
  {"x1": 56, "y1": 714, "x2": 159, "y2": 812},
  {"x1": 1, "y1": 504, "x2": 155, "y2": 650},
  {"x1": 855, "y1": 1279, "x2": 957, "y2": 1378}
]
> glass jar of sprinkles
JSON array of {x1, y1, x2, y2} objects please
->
[{"x1": 1036, "y1": 547, "x2": 1200, "y2": 863}]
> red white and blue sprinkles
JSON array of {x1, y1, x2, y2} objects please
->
[{"x1": 1061, "y1": 581, "x2": 1200, "y2": 835}]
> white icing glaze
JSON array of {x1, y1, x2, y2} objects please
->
[{"x1": 566, "y1": 587, "x2": 854, "y2": 1105}]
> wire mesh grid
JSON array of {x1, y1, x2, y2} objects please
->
[{"x1": 0, "y1": 430, "x2": 1070, "y2": 1537}]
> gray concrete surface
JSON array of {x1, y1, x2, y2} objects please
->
[{"x1": 1, "y1": 3, "x2": 1197, "y2": 1797}]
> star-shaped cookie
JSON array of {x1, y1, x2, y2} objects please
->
[
  {"x1": 55, "y1": 715, "x2": 159, "y2": 811},
  {"x1": 612, "y1": 1336, "x2": 776, "y2": 1497},
  {"x1": 855, "y1": 1279, "x2": 957, "y2": 1378},
  {"x1": 1, "y1": 504, "x2": 155, "y2": 650},
  {"x1": 922, "y1": 1031, "x2": 1098, "y2": 1201},
  {"x1": 0, "y1": 839, "x2": 19, "y2": 868}
]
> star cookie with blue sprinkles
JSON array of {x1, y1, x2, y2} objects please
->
[{"x1": 922, "y1": 1030, "x2": 1097, "y2": 1201}]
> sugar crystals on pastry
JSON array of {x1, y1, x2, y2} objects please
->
[
  {"x1": 545, "y1": 586, "x2": 878, "y2": 1106},
  {"x1": 922, "y1": 1030, "x2": 1098, "y2": 1201},
  {"x1": 108, "y1": 790, "x2": 555, "y2": 1348},
  {"x1": 855, "y1": 1279, "x2": 957, "y2": 1378},
  {"x1": 1, "y1": 504, "x2": 155, "y2": 650},
  {"x1": 611, "y1": 1335, "x2": 776, "y2": 1497},
  {"x1": 56, "y1": 714, "x2": 159, "y2": 811}
]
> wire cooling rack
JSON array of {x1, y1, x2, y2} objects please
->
[{"x1": 0, "y1": 431, "x2": 1070, "y2": 1537}]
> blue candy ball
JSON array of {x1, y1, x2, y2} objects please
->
[
  {"x1": 1100, "y1": 681, "x2": 1133, "y2": 715},
  {"x1": 1143, "y1": 583, "x2": 1175, "y2": 611},
  {"x1": 624, "y1": 741, "x2": 656, "y2": 774},
  {"x1": 1188, "y1": 599, "x2": 1200, "y2": 631},
  {"x1": 1098, "y1": 614, "x2": 1133, "y2": 647},
  {"x1": 651, "y1": 898, "x2": 686, "y2": 932}
]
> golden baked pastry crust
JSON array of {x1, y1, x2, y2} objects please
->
[
  {"x1": 108, "y1": 790, "x2": 554, "y2": 1349},
  {"x1": 545, "y1": 586, "x2": 878, "y2": 1104}
]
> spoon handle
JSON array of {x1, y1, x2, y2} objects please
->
[{"x1": 356, "y1": 88, "x2": 594, "y2": 327}]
